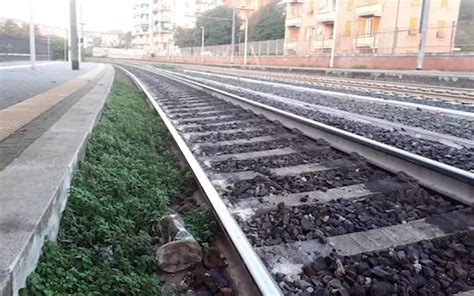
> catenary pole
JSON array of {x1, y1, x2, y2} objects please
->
[
  {"x1": 416, "y1": 0, "x2": 431, "y2": 70},
  {"x1": 70, "y1": 0, "x2": 79, "y2": 70}
]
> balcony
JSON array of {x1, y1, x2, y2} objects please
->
[
  {"x1": 313, "y1": 37, "x2": 333, "y2": 49},
  {"x1": 315, "y1": 9, "x2": 335, "y2": 23},
  {"x1": 158, "y1": 16, "x2": 172, "y2": 23},
  {"x1": 286, "y1": 17, "x2": 302, "y2": 27},
  {"x1": 286, "y1": 41, "x2": 298, "y2": 50},
  {"x1": 354, "y1": 35, "x2": 378, "y2": 48},
  {"x1": 355, "y1": 3, "x2": 383, "y2": 16}
]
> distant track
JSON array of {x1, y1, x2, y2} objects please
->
[{"x1": 181, "y1": 65, "x2": 474, "y2": 104}]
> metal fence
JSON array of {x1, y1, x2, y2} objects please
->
[
  {"x1": 0, "y1": 33, "x2": 67, "y2": 62},
  {"x1": 178, "y1": 39, "x2": 285, "y2": 57},
  {"x1": 171, "y1": 20, "x2": 474, "y2": 58}
]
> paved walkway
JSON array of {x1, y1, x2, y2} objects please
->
[
  {"x1": 0, "y1": 62, "x2": 96, "y2": 110},
  {"x1": 0, "y1": 63, "x2": 105, "y2": 170},
  {"x1": 0, "y1": 63, "x2": 115, "y2": 296}
]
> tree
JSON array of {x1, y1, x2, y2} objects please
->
[
  {"x1": 455, "y1": 0, "x2": 474, "y2": 51},
  {"x1": 174, "y1": 27, "x2": 200, "y2": 48},
  {"x1": 174, "y1": 6, "x2": 241, "y2": 48},
  {"x1": 0, "y1": 19, "x2": 41, "y2": 38},
  {"x1": 248, "y1": 0, "x2": 285, "y2": 41},
  {"x1": 1, "y1": 19, "x2": 22, "y2": 36},
  {"x1": 50, "y1": 35, "x2": 67, "y2": 60}
]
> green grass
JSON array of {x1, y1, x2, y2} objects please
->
[
  {"x1": 183, "y1": 207, "x2": 217, "y2": 252},
  {"x1": 352, "y1": 64, "x2": 368, "y2": 69},
  {"x1": 20, "y1": 77, "x2": 208, "y2": 295},
  {"x1": 153, "y1": 63, "x2": 179, "y2": 71}
]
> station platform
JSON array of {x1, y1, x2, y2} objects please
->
[{"x1": 0, "y1": 62, "x2": 115, "y2": 295}]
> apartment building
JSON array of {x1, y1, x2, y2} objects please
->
[
  {"x1": 223, "y1": 0, "x2": 272, "y2": 20},
  {"x1": 131, "y1": 1, "x2": 153, "y2": 50},
  {"x1": 132, "y1": 0, "x2": 198, "y2": 53},
  {"x1": 284, "y1": 0, "x2": 461, "y2": 55}
]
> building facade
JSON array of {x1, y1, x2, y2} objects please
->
[
  {"x1": 284, "y1": 0, "x2": 461, "y2": 55},
  {"x1": 131, "y1": 0, "x2": 199, "y2": 54}
]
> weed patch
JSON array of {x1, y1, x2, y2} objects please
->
[
  {"x1": 154, "y1": 63, "x2": 179, "y2": 71},
  {"x1": 21, "y1": 75, "x2": 203, "y2": 295}
]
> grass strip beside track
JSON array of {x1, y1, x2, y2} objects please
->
[{"x1": 20, "y1": 74, "x2": 210, "y2": 295}]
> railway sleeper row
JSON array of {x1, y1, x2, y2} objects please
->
[{"x1": 125, "y1": 66, "x2": 474, "y2": 296}]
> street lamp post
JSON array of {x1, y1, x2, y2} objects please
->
[
  {"x1": 200, "y1": 26, "x2": 205, "y2": 64},
  {"x1": 329, "y1": 0, "x2": 339, "y2": 68},
  {"x1": 243, "y1": 17, "x2": 248, "y2": 66},
  {"x1": 230, "y1": 7, "x2": 236, "y2": 64},
  {"x1": 29, "y1": 0, "x2": 36, "y2": 69}
]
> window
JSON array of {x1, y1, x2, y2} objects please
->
[
  {"x1": 441, "y1": 0, "x2": 448, "y2": 7},
  {"x1": 347, "y1": 0, "x2": 353, "y2": 9},
  {"x1": 359, "y1": 17, "x2": 379, "y2": 36},
  {"x1": 408, "y1": 17, "x2": 418, "y2": 35},
  {"x1": 359, "y1": 18, "x2": 368, "y2": 35},
  {"x1": 308, "y1": 0, "x2": 315, "y2": 14},
  {"x1": 316, "y1": 26, "x2": 323, "y2": 35},
  {"x1": 344, "y1": 21, "x2": 351, "y2": 36},
  {"x1": 437, "y1": 20, "x2": 446, "y2": 38}
]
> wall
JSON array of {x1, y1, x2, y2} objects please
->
[
  {"x1": 92, "y1": 47, "x2": 474, "y2": 71},
  {"x1": 149, "y1": 53, "x2": 474, "y2": 71}
]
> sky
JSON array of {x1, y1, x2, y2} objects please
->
[{"x1": 0, "y1": 0, "x2": 135, "y2": 32}]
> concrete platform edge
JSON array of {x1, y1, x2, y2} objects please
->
[{"x1": 0, "y1": 64, "x2": 115, "y2": 296}]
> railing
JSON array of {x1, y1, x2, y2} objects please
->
[
  {"x1": 286, "y1": 17, "x2": 302, "y2": 27},
  {"x1": 355, "y1": 3, "x2": 384, "y2": 16},
  {"x1": 315, "y1": 9, "x2": 336, "y2": 23},
  {"x1": 123, "y1": 20, "x2": 474, "y2": 59}
]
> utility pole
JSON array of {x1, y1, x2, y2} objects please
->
[
  {"x1": 243, "y1": 17, "x2": 248, "y2": 66},
  {"x1": 230, "y1": 7, "x2": 236, "y2": 64},
  {"x1": 329, "y1": 0, "x2": 339, "y2": 68},
  {"x1": 70, "y1": 0, "x2": 79, "y2": 70},
  {"x1": 201, "y1": 26, "x2": 205, "y2": 64},
  {"x1": 416, "y1": 0, "x2": 431, "y2": 70},
  {"x1": 29, "y1": 0, "x2": 36, "y2": 69}
]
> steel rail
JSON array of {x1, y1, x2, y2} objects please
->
[
  {"x1": 182, "y1": 65, "x2": 474, "y2": 103},
  {"x1": 115, "y1": 65, "x2": 283, "y2": 296},
  {"x1": 181, "y1": 69, "x2": 474, "y2": 119},
  {"x1": 135, "y1": 66, "x2": 473, "y2": 206}
]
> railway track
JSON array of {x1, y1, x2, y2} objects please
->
[
  {"x1": 117, "y1": 64, "x2": 474, "y2": 296},
  {"x1": 179, "y1": 65, "x2": 474, "y2": 104}
]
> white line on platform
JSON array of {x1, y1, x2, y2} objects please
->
[{"x1": 0, "y1": 62, "x2": 61, "y2": 70}]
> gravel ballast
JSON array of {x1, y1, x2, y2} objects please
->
[{"x1": 277, "y1": 232, "x2": 474, "y2": 295}]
